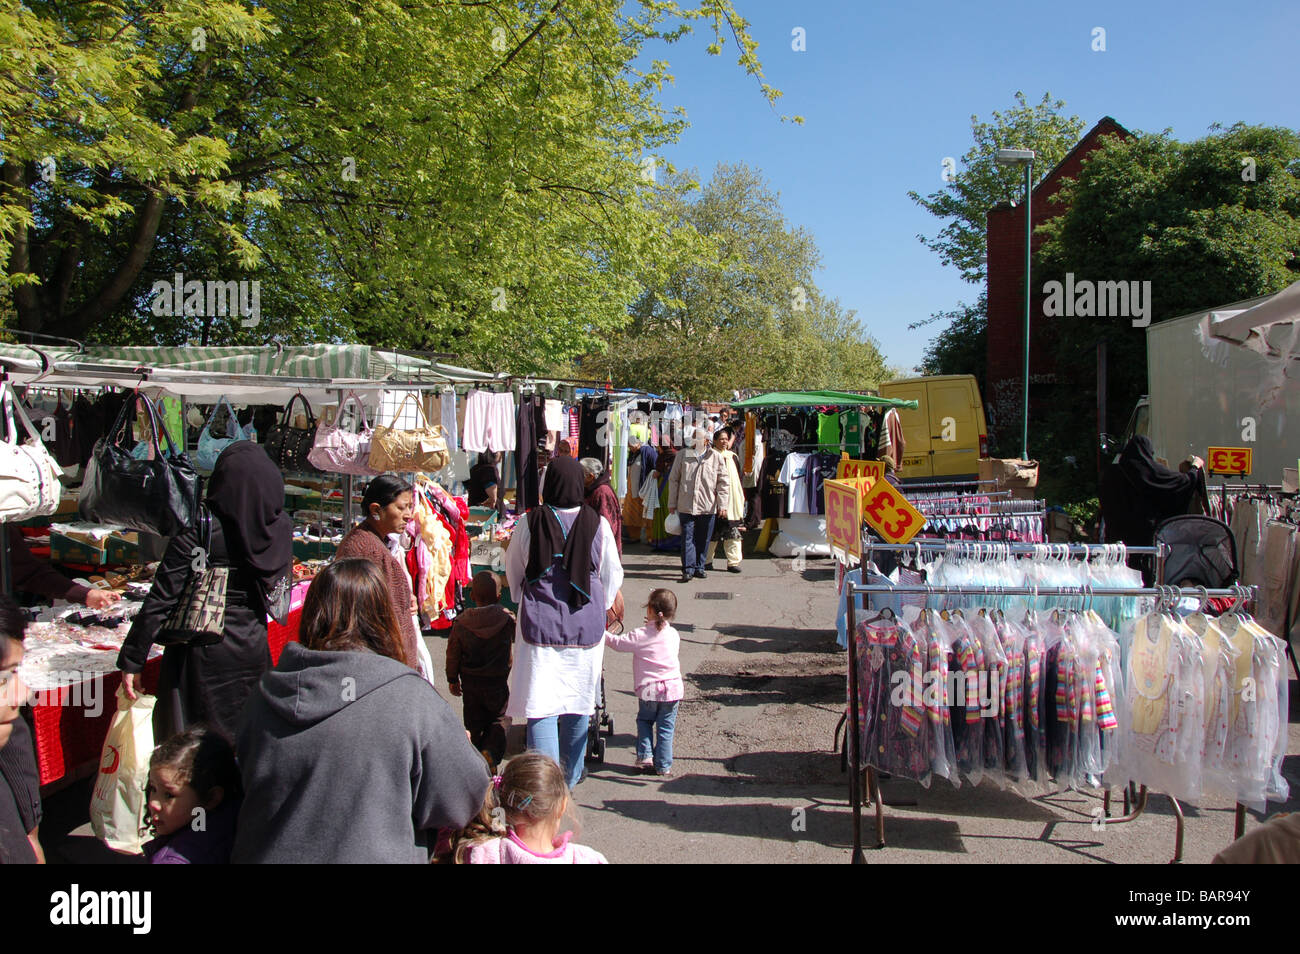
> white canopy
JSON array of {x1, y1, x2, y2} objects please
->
[{"x1": 1207, "y1": 280, "x2": 1300, "y2": 370}]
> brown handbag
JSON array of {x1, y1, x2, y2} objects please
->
[{"x1": 368, "y1": 393, "x2": 449, "y2": 473}]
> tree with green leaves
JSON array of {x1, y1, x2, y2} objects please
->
[
  {"x1": 3, "y1": 0, "x2": 791, "y2": 367},
  {"x1": 580, "y1": 162, "x2": 887, "y2": 400},
  {"x1": 906, "y1": 93, "x2": 1085, "y2": 400},
  {"x1": 1035, "y1": 122, "x2": 1300, "y2": 495}
]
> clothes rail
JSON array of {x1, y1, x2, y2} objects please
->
[
  {"x1": 842, "y1": 581, "x2": 1258, "y2": 864},
  {"x1": 899, "y1": 478, "x2": 1001, "y2": 491},
  {"x1": 914, "y1": 505, "x2": 1046, "y2": 518},
  {"x1": 906, "y1": 490, "x2": 1014, "y2": 501}
]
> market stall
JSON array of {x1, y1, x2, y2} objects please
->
[
  {"x1": 728, "y1": 390, "x2": 919, "y2": 558},
  {"x1": 0, "y1": 342, "x2": 672, "y2": 790}
]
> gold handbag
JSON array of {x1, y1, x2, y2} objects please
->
[{"x1": 367, "y1": 393, "x2": 449, "y2": 473}]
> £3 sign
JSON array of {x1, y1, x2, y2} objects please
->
[
  {"x1": 824, "y1": 479, "x2": 862, "y2": 560},
  {"x1": 1207, "y1": 446, "x2": 1251, "y2": 477},
  {"x1": 860, "y1": 481, "x2": 927, "y2": 545}
]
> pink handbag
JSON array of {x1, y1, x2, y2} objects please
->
[{"x1": 307, "y1": 391, "x2": 380, "y2": 476}]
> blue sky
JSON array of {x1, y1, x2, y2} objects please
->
[{"x1": 641, "y1": 0, "x2": 1300, "y2": 372}]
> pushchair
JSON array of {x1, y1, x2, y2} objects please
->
[
  {"x1": 1155, "y1": 514, "x2": 1300, "y2": 677},
  {"x1": 586, "y1": 596, "x2": 623, "y2": 764},
  {"x1": 1153, "y1": 515, "x2": 1236, "y2": 588},
  {"x1": 586, "y1": 674, "x2": 615, "y2": 763}
]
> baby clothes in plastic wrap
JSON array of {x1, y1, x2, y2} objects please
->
[{"x1": 853, "y1": 618, "x2": 932, "y2": 787}]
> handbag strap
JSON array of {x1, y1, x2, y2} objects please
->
[
  {"x1": 133, "y1": 392, "x2": 183, "y2": 459},
  {"x1": 385, "y1": 392, "x2": 432, "y2": 430},
  {"x1": 0, "y1": 381, "x2": 49, "y2": 448},
  {"x1": 281, "y1": 393, "x2": 317, "y2": 427},
  {"x1": 336, "y1": 391, "x2": 370, "y2": 432},
  {"x1": 203, "y1": 395, "x2": 239, "y2": 432}
]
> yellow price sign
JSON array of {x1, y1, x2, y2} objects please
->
[
  {"x1": 861, "y1": 481, "x2": 927, "y2": 545},
  {"x1": 836, "y1": 457, "x2": 884, "y2": 481},
  {"x1": 824, "y1": 479, "x2": 863, "y2": 560},
  {"x1": 1207, "y1": 446, "x2": 1251, "y2": 477}
]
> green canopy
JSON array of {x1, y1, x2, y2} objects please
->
[{"x1": 731, "y1": 390, "x2": 918, "y2": 410}]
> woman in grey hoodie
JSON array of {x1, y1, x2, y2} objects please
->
[{"x1": 233, "y1": 560, "x2": 489, "y2": 863}]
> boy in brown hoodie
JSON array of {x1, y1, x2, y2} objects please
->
[{"x1": 447, "y1": 571, "x2": 515, "y2": 768}]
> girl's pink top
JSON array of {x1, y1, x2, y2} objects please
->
[
  {"x1": 466, "y1": 830, "x2": 608, "y2": 865},
  {"x1": 603, "y1": 624, "x2": 683, "y2": 702}
]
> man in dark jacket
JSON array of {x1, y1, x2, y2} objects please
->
[{"x1": 446, "y1": 572, "x2": 515, "y2": 768}]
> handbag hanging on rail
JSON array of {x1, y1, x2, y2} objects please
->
[
  {"x1": 368, "y1": 393, "x2": 449, "y2": 473},
  {"x1": 156, "y1": 507, "x2": 229, "y2": 647},
  {"x1": 0, "y1": 380, "x2": 62, "y2": 522},
  {"x1": 307, "y1": 390, "x2": 380, "y2": 476},
  {"x1": 79, "y1": 391, "x2": 199, "y2": 536},
  {"x1": 264, "y1": 393, "x2": 321, "y2": 474},
  {"x1": 195, "y1": 395, "x2": 254, "y2": 474}
]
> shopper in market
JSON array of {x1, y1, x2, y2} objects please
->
[
  {"x1": 580, "y1": 457, "x2": 623, "y2": 557},
  {"x1": 6, "y1": 526, "x2": 121, "y2": 610},
  {"x1": 0, "y1": 595, "x2": 43, "y2": 864},
  {"x1": 119, "y1": 441, "x2": 293, "y2": 740},
  {"x1": 1100, "y1": 435, "x2": 1206, "y2": 584},
  {"x1": 465, "y1": 451, "x2": 501, "y2": 508},
  {"x1": 622, "y1": 434, "x2": 657, "y2": 545},
  {"x1": 505, "y1": 455, "x2": 624, "y2": 790},
  {"x1": 233, "y1": 559, "x2": 489, "y2": 863},
  {"x1": 334, "y1": 474, "x2": 424, "y2": 677},
  {"x1": 666, "y1": 425, "x2": 730, "y2": 583},
  {"x1": 704, "y1": 427, "x2": 744, "y2": 574}
]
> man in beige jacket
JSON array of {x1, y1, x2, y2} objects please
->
[
  {"x1": 667, "y1": 426, "x2": 729, "y2": 583},
  {"x1": 705, "y1": 427, "x2": 745, "y2": 573}
]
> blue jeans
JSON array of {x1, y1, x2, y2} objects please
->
[
  {"x1": 679, "y1": 512, "x2": 715, "y2": 576},
  {"x1": 636, "y1": 699, "x2": 680, "y2": 772},
  {"x1": 527, "y1": 714, "x2": 591, "y2": 789}
]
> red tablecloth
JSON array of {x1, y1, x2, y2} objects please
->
[{"x1": 33, "y1": 586, "x2": 307, "y2": 788}]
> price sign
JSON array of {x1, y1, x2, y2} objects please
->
[
  {"x1": 836, "y1": 457, "x2": 884, "y2": 481},
  {"x1": 860, "y1": 480, "x2": 927, "y2": 545},
  {"x1": 824, "y1": 479, "x2": 863, "y2": 560},
  {"x1": 1207, "y1": 446, "x2": 1252, "y2": 477}
]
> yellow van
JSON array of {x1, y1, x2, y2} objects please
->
[{"x1": 877, "y1": 375, "x2": 989, "y2": 481}]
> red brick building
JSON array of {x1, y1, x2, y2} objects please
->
[{"x1": 985, "y1": 117, "x2": 1132, "y2": 450}]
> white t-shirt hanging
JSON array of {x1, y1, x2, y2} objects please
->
[{"x1": 778, "y1": 452, "x2": 815, "y2": 514}]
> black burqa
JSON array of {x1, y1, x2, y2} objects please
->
[
  {"x1": 525, "y1": 456, "x2": 600, "y2": 608},
  {"x1": 1100, "y1": 436, "x2": 1204, "y2": 581},
  {"x1": 118, "y1": 441, "x2": 294, "y2": 740}
]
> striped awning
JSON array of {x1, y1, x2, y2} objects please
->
[{"x1": 78, "y1": 344, "x2": 373, "y2": 378}]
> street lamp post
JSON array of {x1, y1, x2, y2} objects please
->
[{"x1": 996, "y1": 148, "x2": 1036, "y2": 461}]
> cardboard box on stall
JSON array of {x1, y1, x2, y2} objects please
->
[
  {"x1": 50, "y1": 529, "x2": 141, "y2": 566},
  {"x1": 978, "y1": 458, "x2": 1039, "y2": 500}
]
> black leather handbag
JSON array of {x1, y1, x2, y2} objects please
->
[
  {"x1": 264, "y1": 393, "x2": 320, "y2": 474},
  {"x1": 79, "y1": 392, "x2": 200, "y2": 536}
]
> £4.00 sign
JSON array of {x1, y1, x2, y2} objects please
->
[
  {"x1": 824, "y1": 479, "x2": 862, "y2": 559},
  {"x1": 836, "y1": 457, "x2": 884, "y2": 482},
  {"x1": 861, "y1": 481, "x2": 927, "y2": 545}
]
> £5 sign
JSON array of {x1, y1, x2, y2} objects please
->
[
  {"x1": 824, "y1": 479, "x2": 862, "y2": 560},
  {"x1": 861, "y1": 482, "x2": 927, "y2": 545}
]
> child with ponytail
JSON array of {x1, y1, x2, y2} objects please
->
[{"x1": 453, "y1": 752, "x2": 608, "y2": 864}]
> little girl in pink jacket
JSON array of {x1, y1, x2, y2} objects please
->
[
  {"x1": 604, "y1": 588, "x2": 683, "y2": 776},
  {"x1": 455, "y1": 753, "x2": 608, "y2": 864}
]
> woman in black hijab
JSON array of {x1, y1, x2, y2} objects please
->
[
  {"x1": 119, "y1": 441, "x2": 293, "y2": 739},
  {"x1": 1100, "y1": 436, "x2": 1206, "y2": 582},
  {"x1": 506, "y1": 455, "x2": 623, "y2": 788}
]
